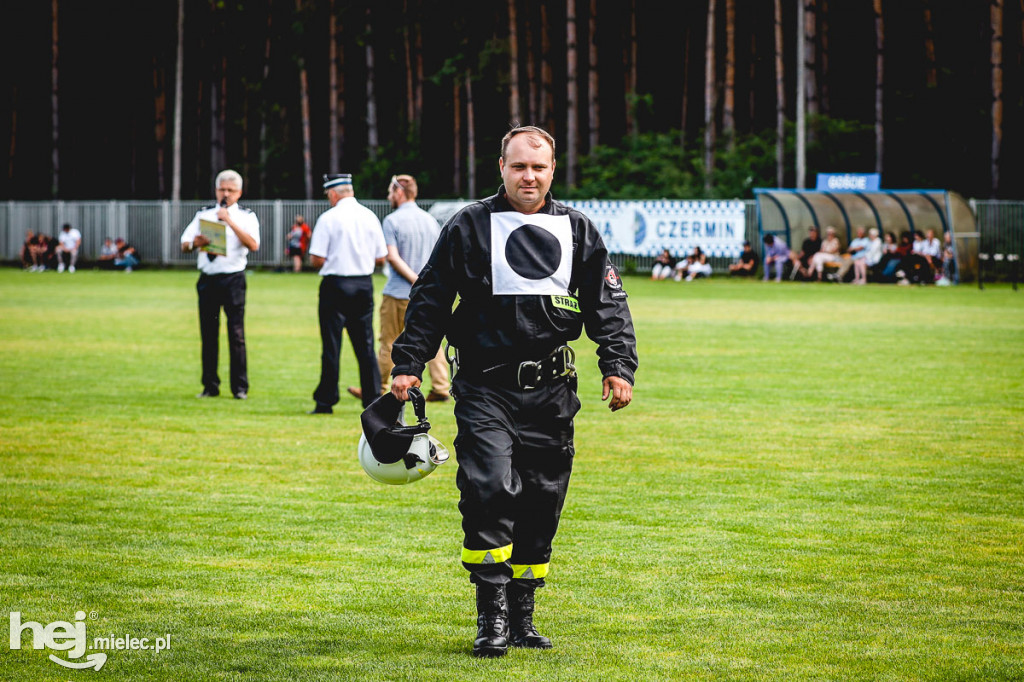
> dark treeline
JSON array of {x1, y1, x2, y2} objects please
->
[{"x1": 1, "y1": 0, "x2": 1022, "y2": 201}]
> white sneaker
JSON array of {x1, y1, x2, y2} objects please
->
[
  {"x1": 69, "y1": 265, "x2": 75, "y2": 273},
  {"x1": 124, "y1": 266, "x2": 133, "y2": 273},
  {"x1": 57, "y1": 263, "x2": 65, "y2": 273}
]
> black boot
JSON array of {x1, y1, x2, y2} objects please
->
[
  {"x1": 472, "y1": 583, "x2": 509, "y2": 658},
  {"x1": 507, "y1": 581, "x2": 552, "y2": 649}
]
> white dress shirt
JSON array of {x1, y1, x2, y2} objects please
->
[
  {"x1": 180, "y1": 203, "x2": 261, "y2": 275},
  {"x1": 309, "y1": 196, "x2": 386, "y2": 276}
]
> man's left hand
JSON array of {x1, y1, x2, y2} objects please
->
[{"x1": 602, "y1": 376, "x2": 633, "y2": 412}]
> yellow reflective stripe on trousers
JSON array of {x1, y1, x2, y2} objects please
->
[
  {"x1": 461, "y1": 544, "x2": 514, "y2": 565},
  {"x1": 511, "y1": 563, "x2": 549, "y2": 579}
]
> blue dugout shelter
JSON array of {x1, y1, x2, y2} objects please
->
[{"x1": 754, "y1": 188, "x2": 978, "y2": 280}]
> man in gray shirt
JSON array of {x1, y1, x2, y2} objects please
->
[{"x1": 369, "y1": 174, "x2": 450, "y2": 401}]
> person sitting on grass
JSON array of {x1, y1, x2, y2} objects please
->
[
  {"x1": 682, "y1": 246, "x2": 712, "y2": 281},
  {"x1": 651, "y1": 249, "x2": 675, "y2": 280},
  {"x1": 113, "y1": 238, "x2": 140, "y2": 272},
  {"x1": 98, "y1": 237, "x2": 119, "y2": 269},
  {"x1": 728, "y1": 241, "x2": 759, "y2": 277}
]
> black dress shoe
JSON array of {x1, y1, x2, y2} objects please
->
[
  {"x1": 233, "y1": 391, "x2": 247, "y2": 400},
  {"x1": 196, "y1": 390, "x2": 219, "y2": 398},
  {"x1": 308, "y1": 404, "x2": 333, "y2": 414}
]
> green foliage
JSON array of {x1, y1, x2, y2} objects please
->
[{"x1": 560, "y1": 116, "x2": 878, "y2": 201}]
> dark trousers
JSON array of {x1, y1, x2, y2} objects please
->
[
  {"x1": 313, "y1": 275, "x2": 380, "y2": 408},
  {"x1": 453, "y1": 373, "x2": 579, "y2": 587},
  {"x1": 196, "y1": 272, "x2": 248, "y2": 395}
]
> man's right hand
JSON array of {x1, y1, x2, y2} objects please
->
[
  {"x1": 193, "y1": 235, "x2": 211, "y2": 248},
  {"x1": 391, "y1": 375, "x2": 422, "y2": 402}
]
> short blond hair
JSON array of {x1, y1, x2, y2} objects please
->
[{"x1": 393, "y1": 174, "x2": 418, "y2": 200}]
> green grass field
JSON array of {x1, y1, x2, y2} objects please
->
[{"x1": 1, "y1": 268, "x2": 1022, "y2": 681}]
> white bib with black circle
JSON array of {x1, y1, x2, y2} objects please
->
[{"x1": 490, "y1": 212, "x2": 572, "y2": 295}]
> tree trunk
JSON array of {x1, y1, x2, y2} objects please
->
[
  {"x1": 774, "y1": 0, "x2": 785, "y2": 188},
  {"x1": 566, "y1": 0, "x2": 578, "y2": 187},
  {"x1": 508, "y1": 0, "x2": 521, "y2": 123},
  {"x1": 749, "y1": 29, "x2": 757, "y2": 130},
  {"x1": 465, "y1": 70, "x2": 476, "y2": 198},
  {"x1": 50, "y1": 0, "x2": 59, "y2": 198},
  {"x1": 796, "y1": 0, "x2": 806, "y2": 188},
  {"x1": 414, "y1": 17, "x2": 423, "y2": 136},
  {"x1": 296, "y1": 0, "x2": 313, "y2": 199},
  {"x1": 681, "y1": 24, "x2": 690, "y2": 151},
  {"x1": 540, "y1": 3, "x2": 554, "y2": 135},
  {"x1": 7, "y1": 85, "x2": 16, "y2": 182},
  {"x1": 923, "y1": 1, "x2": 937, "y2": 88},
  {"x1": 704, "y1": 0, "x2": 716, "y2": 192},
  {"x1": 299, "y1": 67, "x2": 313, "y2": 199},
  {"x1": 804, "y1": 0, "x2": 818, "y2": 121},
  {"x1": 874, "y1": 0, "x2": 884, "y2": 176},
  {"x1": 153, "y1": 56, "x2": 167, "y2": 197},
  {"x1": 258, "y1": 0, "x2": 272, "y2": 195},
  {"x1": 525, "y1": 5, "x2": 538, "y2": 124},
  {"x1": 329, "y1": 0, "x2": 344, "y2": 173},
  {"x1": 172, "y1": 0, "x2": 184, "y2": 201},
  {"x1": 365, "y1": 6, "x2": 379, "y2": 162},
  {"x1": 403, "y1": 0, "x2": 415, "y2": 137},
  {"x1": 587, "y1": 0, "x2": 599, "y2": 151},
  {"x1": 626, "y1": 0, "x2": 638, "y2": 139},
  {"x1": 819, "y1": 0, "x2": 830, "y2": 114},
  {"x1": 453, "y1": 78, "x2": 461, "y2": 196},
  {"x1": 991, "y1": 0, "x2": 1003, "y2": 197},
  {"x1": 723, "y1": 0, "x2": 735, "y2": 141}
]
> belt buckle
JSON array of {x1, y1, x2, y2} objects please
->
[
  {"x1": 557, "y1": 345, "x2": 577, "y2": 377},
  {"x1": 517, "y1": 360, "x2": 542, "y2": 390}
]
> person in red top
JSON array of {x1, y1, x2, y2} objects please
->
[{"x1": 286, "y1": 214, "x2": 312, "y2": 272}]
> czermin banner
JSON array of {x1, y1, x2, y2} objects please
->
[{"x1": 565, "y1": 199, "x2": 747, "y2": 258}]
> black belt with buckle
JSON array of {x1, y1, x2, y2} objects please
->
[{"x1": 457, "y1": 345, "x2": 577, "y2": 390}]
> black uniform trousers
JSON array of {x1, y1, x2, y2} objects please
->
[
  {"x1": 313, "y1": 275, "x2": 381, "y2": 409},
  {"x1": 196, "y1": 272, "x2": 248, "y2": 396},
  {"x1": 453, "y1": 371, "x2": 579, "y2": 587}
]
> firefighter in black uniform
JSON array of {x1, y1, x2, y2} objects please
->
[{"x1": 390, "y1": 126, "x2": 638, "y2": 658}]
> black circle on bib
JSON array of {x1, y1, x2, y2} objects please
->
[{"x1": 505, "y1": 224, "x2": 562, "y2": 280}]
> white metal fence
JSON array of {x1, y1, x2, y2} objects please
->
[{"x1": 3, "y1": 198, "x2": 1020, "y2": 275}]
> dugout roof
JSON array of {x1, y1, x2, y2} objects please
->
[{"x1": 754, "y1": 189, "x2": 978, "y2": 278}]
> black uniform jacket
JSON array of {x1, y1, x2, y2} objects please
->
[{"x1": 390, "y1": 187, "x2": 638, "y2": 385}]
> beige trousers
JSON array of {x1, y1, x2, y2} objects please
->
[{"x1": 378, "y1": 294, "x2": 450, "y2": 395}]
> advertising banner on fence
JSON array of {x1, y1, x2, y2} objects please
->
[
  {"x1": 564, "y1": 200, "x2": 746, "y2": 258},
  {"x1": 428, "y1": 199, "x2": 747, "y2": 258}
]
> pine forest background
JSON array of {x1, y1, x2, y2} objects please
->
[{"x1": 1, "y1": 0, "x2": 1022, "y2": 203}]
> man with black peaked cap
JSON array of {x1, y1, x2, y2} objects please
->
[
  {"x1": 308, "y1": 174, "x2": 387, "y2": 414},
  {"x1": 389, "y1": 126, "x2": 638, "y2": 657}
]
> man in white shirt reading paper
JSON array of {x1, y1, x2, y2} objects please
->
[{"x1": 180, "y1": 170, "x2": 261, "y2": 400}]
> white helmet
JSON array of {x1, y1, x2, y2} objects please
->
[{"x1": 358, "y1": 387, "x2": 450, "y2": 485}]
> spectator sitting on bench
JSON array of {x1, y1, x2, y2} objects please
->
[
  {"x1": 762, "y1": 233, "x2": 790, "y2": 282},
  {"x1": 836, "y1": 226, "x2": 870, "y2": 282},
  {"x1": 938, "y1": 231, "x2": 958, "y2": 285},
  {"x1": 851, "y1": 228, "x2": 883, "y2": 285},
  {"x1": 790, "y1": 226, "x2": 821, "y2": 280},
  {"x1": 810, "y1": 226, "x2": 843, "y2": 281},
  {"x1": 729, "y1": 241, "x2": 759, "y2": 277}
]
